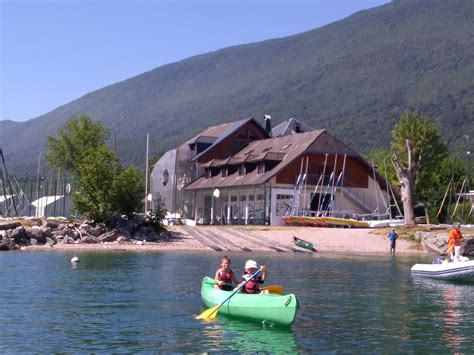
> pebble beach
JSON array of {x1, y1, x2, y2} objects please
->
[{"x1": 24, "y1": 225, "x2": 429, "y2": 254}]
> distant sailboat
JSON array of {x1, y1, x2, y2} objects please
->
[{"x1": 0, "y1": 148, "x2": 29, "y2": 217}]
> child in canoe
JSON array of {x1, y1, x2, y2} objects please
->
[
  {"x1": 214, "y1": 255, "x2": 238, "y2": 291},
  {"x1": 235, "y1": 259, "x2": 267, "y2": 294}
]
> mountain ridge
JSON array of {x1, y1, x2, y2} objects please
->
[{"x1": 2, "y1": 0, "x2": 473, "y2": 176}]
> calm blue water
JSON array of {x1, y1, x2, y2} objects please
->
[{"x1": 1, "y1": 250, "x2": 473, "y2": 353}]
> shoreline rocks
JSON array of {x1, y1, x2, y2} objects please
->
[
  {"x1": 416, "y1": 231, "x2": 474, "y2": 256},
  {"x1": 0, "y1": 214, "x2": 170, "y2": 251}
]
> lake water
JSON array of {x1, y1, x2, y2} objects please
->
[{"x1": 1, "y1": 250, "x2": 473, "y2": 353}]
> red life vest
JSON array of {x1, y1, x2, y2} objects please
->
[
  {"x1": 242, "y1": 274, "x2": 262, "y2": 294},
  {"x1": 218, "y1": 269, "x2": 235, "y2": 290}
]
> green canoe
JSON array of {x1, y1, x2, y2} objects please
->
[
  {"x1": 293, "y1": 236, "x2": 318, "y2": 252},
  {"x1": 200, "y1": 276, "x2": 298, "y2": 326}
]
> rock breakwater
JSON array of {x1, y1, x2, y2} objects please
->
[
  {"x1": 0, "y1": 214, "x2": 169, "y2": 251},
  {"x1": 415, "y1": 230, "x2": 474, "y2": 256}
]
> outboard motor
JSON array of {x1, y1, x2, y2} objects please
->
[{"x1": 432, "y1": 256, "x2": 445, "y2": 264}]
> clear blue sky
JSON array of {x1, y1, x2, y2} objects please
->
[{"x1": 1, "y1": 0, "x2": 389, "y2": 122}]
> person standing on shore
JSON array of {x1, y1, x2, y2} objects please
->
[
  {"x1": 389, "y1": 228, "x2": 398, "y2": 255},
  {"x1": 447, "y1": 222, "x2": 464, "y2": 262}
]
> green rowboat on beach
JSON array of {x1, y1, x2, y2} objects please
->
[
  {"x1": 200, "y1": 276, "x2": 298, "y2": 326},
  {"x1": 293, "y1": 236, "x2": 318, "y2": 252}
]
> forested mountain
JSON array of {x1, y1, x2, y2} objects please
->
[{"x1": 1, "y1": 0, "x2": 473, "y2": 176}]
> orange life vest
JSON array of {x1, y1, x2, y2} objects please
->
[{"x1": 447, "y1": 229, "x2": 463, "y2": 253}]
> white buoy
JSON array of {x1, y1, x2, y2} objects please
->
[{"x1": 71, "y1": 256, "x2": 80, "y2": 263}]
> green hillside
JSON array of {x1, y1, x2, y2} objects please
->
[{"x1": 1, "y1": 0, "x2": 473, "y2": 176}]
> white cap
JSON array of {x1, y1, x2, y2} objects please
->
[{"x1": 245, "y1": 260, "x2": 258, "y2": 270}]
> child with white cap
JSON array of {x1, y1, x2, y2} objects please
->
[{"x1": 235, "y1": 259, "x2": 267, "y2": 294}]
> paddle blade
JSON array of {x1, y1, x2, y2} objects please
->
[
  {"x1": 262, "y1": 285, "x2": 284, "y2": 294},
  {"x1": 196, "y1": 305, "x2": 220, "y2": 320}
]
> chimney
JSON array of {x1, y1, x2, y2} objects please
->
[
  {"x1": 264, "y1": 115, "x2": 272, "y2": 136},
  {"x1": 295, "y1": 122, "x2": 301, "y2": 133}
]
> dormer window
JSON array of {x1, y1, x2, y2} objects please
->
[
  {"x1": 239, "y1": 164, "x2": 246, "y2": 176},
  {"x1": 222, "y1": 167, "x2": 228, "y2": 177},
  {"x1": 205, "y1": 169, "x2": 211, "y2": 178},
  {"x1": 257, "y1": 162, "x2": 265, "y2": 174}
]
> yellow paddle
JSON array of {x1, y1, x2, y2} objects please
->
[
  {"x1": 222, "y1": 283, "x2": 284, "y2": 294},
  {"x1": 261, "y1": 285, "x2": 284, "y2": 294},
  {"x1": 196, "y1": 268, "x2": 262, "y2": 320}
]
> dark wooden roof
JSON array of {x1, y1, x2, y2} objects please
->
[{"x1": 186, "y1": 130, "x2": 331, "y2": 189}]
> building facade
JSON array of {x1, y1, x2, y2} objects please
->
[{"x1": 150, "y1": 116, "x2": 390, "y2": 225}]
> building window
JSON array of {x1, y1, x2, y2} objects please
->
[
  {"x1": 239, "y1": 164, "x2": 246, "y2": 176},
  {"x1": 257, "y1": 194, "x2": 263, "y2": 200},
  {"x1": 240, "y1": 196, "x2": 247, "y2": 201},
  {"x1": 249, "y1": 195, "x2": 254, "y2": 201},
  {"x1": 257, "y1": 162, "x2": 265, "y2": 174},
  {"x1": 205, "y1": 169, "x2": 211, "y2": 178},
  {"x1": 162, "y1": 169, "x2": 169, "y2": 186},
  {"x1": 222, "y1": 167, "x2": 228, "y2": 177},
  {"x1": 230, "y1": 196, "x2": 237, "y2": 202}
]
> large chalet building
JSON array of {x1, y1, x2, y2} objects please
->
[{"x1": 150, "y1": 116, "x2": 390, "y2": 226}]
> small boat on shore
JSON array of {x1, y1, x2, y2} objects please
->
[
  {"x1": 322, "y1": 216, "x2": 369, "y2": 228},
  {"x1": 411, "y1": 257, "x2": 474, "y2": 282},
  {"x1": 293, "y1": 236, "x2": 318, "y2": 252},
  {"x1": 200, "y1": 276, "x2": 298, "y2": 326}
]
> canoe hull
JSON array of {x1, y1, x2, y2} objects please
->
[
  {"x1": 411, "y1": 260, "x2": 474, "y2": 281},
  {"x1": 200, "y1": 276, "x2": 298, "y2": 326},
  {"x1": 293, "y1": 237, "x2": 317, "y2": 252}
]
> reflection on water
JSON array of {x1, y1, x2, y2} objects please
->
[
  {"x1": 443, "y1": 286, "x2": 464, "y2": 352},
  {"x1": 202, "y1": 317, "x2": 297, "y2": 353},
  {"x1": 411, "y1": 276, "x2": 474, "y2": 353},
  {"x1": 0, "y1": 251, "x2": 473, "y2": 352}
]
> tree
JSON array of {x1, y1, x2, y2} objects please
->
[
  {"x1": 46, "y1": 116, "x2": 148, "y2": 222},
  {"x1": 111, "y1": 167, "x2": 144, "y2": 216},
  {"x1": 73, "y1": 146, "x2": 120, "y2": 221},
  {"x1": 45, "y1": 115, "x2": 109, "y2": 176},
  {"x1": 366, "y1": 148, "x2": 398, "y2": 186},
  {"x1": 390, "y1": 110, "x2": 447, "y2": 225},
  {"x1": 415, "y1": 156, "x2": 466, "y2": 224}
]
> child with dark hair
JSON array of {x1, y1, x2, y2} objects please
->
[{"x1": 214, "y1": 256, "x2": 238, "y2": 291}]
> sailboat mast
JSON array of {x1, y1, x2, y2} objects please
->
[
  {"x1": 145, "y1": 133, "x2": 149, "y2": 213},
  {"x1": 383, "y1": 158, "x2": 391, "y2": 219},
  {"x1": 371, "y1": 159, "x2": 380, "y2": 215},
  {"x1": 0, "y1": 148, "x2": 19, "y2": 217},
  {"x1": 339, "y1": 153, "x2": 347, "y2": 213},
  {"x1": 317, "y1": 154, "x2": 328, "y2": 215},
  {"x1": 301, "y1": 156, "x2": 309, "y2": 216}
]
